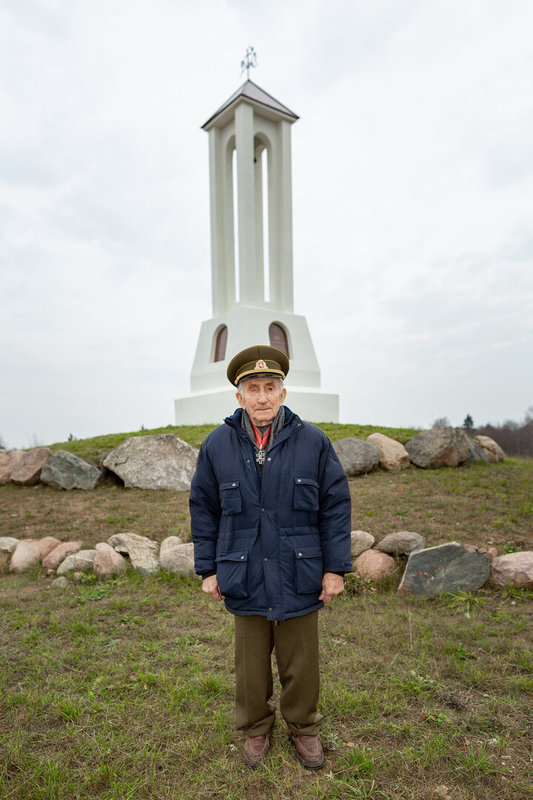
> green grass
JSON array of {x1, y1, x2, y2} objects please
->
[{"x1": 1, "y1": 572, "x2": 531, "y2": 799}]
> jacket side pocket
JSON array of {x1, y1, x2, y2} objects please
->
[
  {"x1": 216, "y1": 550, "x2": 249, "y2": 598},
  {"x1": 294, "y1": 546, "x2": 323, "y2": 594}
]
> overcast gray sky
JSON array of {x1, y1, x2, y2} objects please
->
[{"x1": 1, "y1": 0, "x2": 532, "y2": 449}]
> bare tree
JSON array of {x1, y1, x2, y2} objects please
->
[{"x1": 477, "y1": 408, "x2": 533, "y2": 457}]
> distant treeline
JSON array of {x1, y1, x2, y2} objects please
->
[{"x1": 476, "y1": 408, "x2": 533, "y2": 458}]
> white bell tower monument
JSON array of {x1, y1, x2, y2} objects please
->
[{"x1": 174, "y1": 61, "x2": 339, "y2": 423}]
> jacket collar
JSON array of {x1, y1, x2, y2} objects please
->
[{"x1": 224, "y1": 405, "x2": 300, "y2": 443}]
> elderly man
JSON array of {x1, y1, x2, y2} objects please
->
[{"x1": 190, "y1": 344, "x2": 352, "y2": 770}]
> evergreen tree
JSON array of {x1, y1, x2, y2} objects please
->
[{"x1": 463, "y1": 414, "x2": 474, "y2": 430}]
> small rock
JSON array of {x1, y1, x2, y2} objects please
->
[
  {"x1": 93, "y1": 542, "x2": 127, "y2": 578},
  {"x1": 42, "y1": 541, "x2": 84, "y2": 570},
  {"x1": 9, "y1": 540, "x2": 42, "y2": 572},
  {"x1": 376, "y1": 531, "x2": 425, "y2": 555},
  {"x1": 350, "y1": 531, "x2": 375, "y2": 557},
  {"x1": 50, "y1": 576, "x2": 69, "y2": 589},
  {"x1": 37, "y1": 537, "x2": 62, "y2": 559},
  {"x1": 0, "y1": 450, "x2": 25, "y2": 484},
  {"x1": 10, "y1": 448, "x2": 51, "y2": 485},
  {"x1": 57, "y1": 549, "x2": 97, "y2": 575},
  {"x1": 159, "y1": 541, "x2": 195, "y2": 576},
  {"x1": 491, "y1": 552, "x2": 533, "y2": 588},
  {"x1": 353, "y1": 550, "x2": 397, "y2": 582},
  {"x1": 160, "y1": 535, "x2": 186, "y2": 557},
  {"x1": 0, "y1": 537, "x2": 19, "y2": 571},
  {"x1": 107, "y1": 532, "x2": 159, "y2": 575},
  {"x1": 333, "y1": 439, "x2": 379, "y2": 477},
  {"x1": 0, "y1": 536, "x2": 19, "y2": 553},
  {"x1": 397, "y1": 542, "x2": 491, "y2": 597},
  {"x1": 474, "y1": 435, "x2": 505, "y2": 462},
  {"x1": 487, "y1": 547, "x2": 498, "y2": 559},
  {"x1": 367, "y1": 433, "x2": 410, "y2": 470},
  {"x1": 40, "y1": 451, "x2": 102, "y2": 490}
]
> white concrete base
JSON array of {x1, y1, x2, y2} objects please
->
[
  {"x1": 174, "y1": 386, "x2": 339, "y2": 425},
  {"x1": 189, "y1": 305, "x2": 322, "y2": 393}
]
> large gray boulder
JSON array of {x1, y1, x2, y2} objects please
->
[
  {"x1": 102, "y1": 434, "x2": 198, "y2": 490},
  {"x1": 397, "y1": 542, "x2": 490, "y2": 597},
  {"x1": 367, "y1": 433, "x2": 410, "y2": 471},
  {"x1": 11, "y1": 448, "x2": 51, "y2": 485},
  {"x1": 491, "y1": 552, "x2": 533, "y2": 588},
  {"x1": 474, "y1": 435, "x2": 505, "y2": 463},
  {"x1": 40, "y1": 451, "x2": 102, "y2": 490},
  {"x1": 405, "y1": 427, "x2": 470, "y2": 469},
  {"x1": 107, "y1": 532, "x2": 160, "y2": 575},
  {"x1": 333, "y1": 438, "x2": 379, "y2": 477}
]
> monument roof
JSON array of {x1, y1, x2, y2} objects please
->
[{"x1": 202, "y1": 80, "x2": 299, "y2": 130}]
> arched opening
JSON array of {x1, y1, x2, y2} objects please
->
[
  {"x1": 213, "y1": 325, "x2": 228, "y2": 362},
  {"x1": 269, "y1": 323, "x2": 289, "y2": 356}
]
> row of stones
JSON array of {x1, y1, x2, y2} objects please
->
[
  {"x1": 0, "y1": 434, "x2": 198, "y2": 491},
  {"x1": 350, "y1": 531, "x2": 533, "y2": 595},
  {"x1": 334, "y1": 430, "x2": 505, "y2": 477},
  {"x1": 0, "y1": 533, "x2": 195, "y2": 581},
  {"x1": 0, "y1": 429, "x2": 505, "y2": 493},
  {"x1": 2, "y1": 531, "x2": 531, "y2": 595}
]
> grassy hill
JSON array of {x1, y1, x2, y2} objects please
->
[
  {"x1": 1, "y1": 425, "x2": 532, "y2": 800},
  {"x1": 48, "y1": 422, "x2": 422, "y2": 465}
]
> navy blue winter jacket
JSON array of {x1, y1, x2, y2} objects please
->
[{"x1": 190, "y1": 406, "x2": 352, "y2": 621}]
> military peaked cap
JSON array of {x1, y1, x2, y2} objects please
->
[{"x1": 227, "y1": 344, "x2": 290, "y2": 387}]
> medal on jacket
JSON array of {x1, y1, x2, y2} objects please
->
[{"x1": 252, "y1": 423, "x2": 271, "y2": 466}]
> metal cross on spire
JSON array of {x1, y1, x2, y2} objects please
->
[{"x1": 240, "y1": 46, "x2": 257, "y2": 80}]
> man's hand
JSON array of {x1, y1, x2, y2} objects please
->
[
  {"x1": 202, "y1": 574, "x2": 225, "y2": 601},
  {"x1": 319, "y1": 572, "x2": 344, "y2": 604}
]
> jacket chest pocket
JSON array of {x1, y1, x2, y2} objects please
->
[
  {"x1": 219, "y1": 480, "x2": 242, "y2": 515},
  {"x1": 293, "y1": 477, "x2": 319, "y2": 511},
  {"x1": 294, "y1": 546, "x2": 323, "y2": 594}
]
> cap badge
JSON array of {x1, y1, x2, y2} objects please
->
[{"x1": 255, "y1": 359, "x2": 266, "y2": 369}]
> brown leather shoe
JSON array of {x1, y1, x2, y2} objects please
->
[
  {"x1": 288, "y1": 730, "x2": 325, "y2": 770},
  {"x1": 243, "y1": 734, "x2": 270, "y2": 768}
]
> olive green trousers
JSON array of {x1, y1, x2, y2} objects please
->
[{"x1": 234, "y1": 611, "x2": 324, "y2": 737}]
